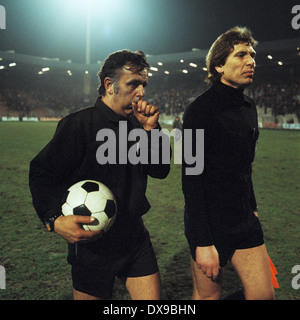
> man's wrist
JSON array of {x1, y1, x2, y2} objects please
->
[{"x1": 44, "y1": 213, "x2": 62, "y2": 232}]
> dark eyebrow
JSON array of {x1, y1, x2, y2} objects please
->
[
  {"x1": 235, "y1": 50, "x2": 256, "y2": 57},
  {"x1": 127, "y1": 79, "x2": 148, "y2": 87}
]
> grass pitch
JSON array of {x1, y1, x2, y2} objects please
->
[{"x1": 0, "y1": 122, "x2": 299, "y2": 300}]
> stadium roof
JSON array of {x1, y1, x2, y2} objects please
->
[{"x1": 1, "y1": 37, "x2": 300, "y2": 77}]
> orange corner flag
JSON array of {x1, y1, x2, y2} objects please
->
[{"x1": 268, "y1": 255, "x2": 279, "y2": 289}]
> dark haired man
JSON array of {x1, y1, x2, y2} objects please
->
[
  {"x1": 182, "y1": 27, "x2": 275, "y2": 300},
  {"x1": 29, "y1": 50, "x2": 170, "y2": 300}
]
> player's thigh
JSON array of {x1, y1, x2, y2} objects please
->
[
  {"x1": 125, "y1": 272, "x2": 161, "y2": 300},
  {"x1": 191, "y1": 256, "x2": 224, "y2": 300},
  {"x1": 231, "y1": 244, "x2": 275, "y2": 300}
]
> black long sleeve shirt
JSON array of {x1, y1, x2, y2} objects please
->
[
  {"x1": 182, "y1": 81, "x2": 259, "y2": 246},
  {"x1": 29, "y1": 98, "x2": 170, "y2": 224}
]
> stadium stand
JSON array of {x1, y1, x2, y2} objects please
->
[
  {"x1": 0, "y1": 67, "x2": 299, "y2": 126},
  {"x1": 1, "y1": 38, "x2": 300, "y2": 128}
]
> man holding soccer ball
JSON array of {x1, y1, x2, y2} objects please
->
[{"x1": 29, "y1": 50, "x2": 170, "y2": 300}]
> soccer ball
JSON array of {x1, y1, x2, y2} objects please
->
[{"x1": 61, "y1": 180, "x2": 117, "y2": 232}]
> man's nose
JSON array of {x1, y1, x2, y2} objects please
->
[{"x1": 247, "y1": 56, "x2": 256, "y2": 68}]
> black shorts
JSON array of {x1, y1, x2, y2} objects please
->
[
  {"x1": 69, "y1": 216, "x2": 159, "y2": 299},
  {"x1": 188, "y1": 213, "x2": 264, "y2": 268}
]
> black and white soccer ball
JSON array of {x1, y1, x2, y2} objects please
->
[{"x1": 61, "y1": 180, "x2": 117, "y2": 232}]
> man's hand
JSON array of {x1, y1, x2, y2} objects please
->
[
  {"x1": 132, "y1": 100, "x2": 159, "y2": 131},
  {"x1": 195, "y1": 245, "x2": 221, "y2": 281},
  {"x1": 54, "y1": 215, "x2": 103, "y2": 243}
]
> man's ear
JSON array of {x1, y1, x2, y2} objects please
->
[
  {"x1": 215, "y1": 65, "x2": 224, "y2": 75},
  {"x1": 104, "y1": 77, "x2": 114, "y2": 95}
]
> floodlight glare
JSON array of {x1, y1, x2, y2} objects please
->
[
  {"x1": 62, "y1": 0, "x2": 125, "y2": 102},
  {"x1": 65, "y1": 0, "x2": 124, "y2": 17}
]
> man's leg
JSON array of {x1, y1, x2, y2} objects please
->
[
  {"x1": 190, "y1": 256, "x2": 225, "y2": 300},
  {"x1": 125, "y1": 272, "x2": 162, "y2": 300},
  {"x1": 230, "y1": 244, "x2": 275, "y2": 300},
  {"x1": 73, "y1": 287, "x2": 102, "y2": 300}
]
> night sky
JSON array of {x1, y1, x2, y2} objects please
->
[{"x1": 0, "y1": 0, "x2": 299, "y2": 63}]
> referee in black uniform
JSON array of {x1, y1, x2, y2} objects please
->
[
  {"x1": 182, "y1": 27, "x2": 275, "y2": 300},
  {"x1": 29, "y1": 50, "x2": 170, "y2": 300}
]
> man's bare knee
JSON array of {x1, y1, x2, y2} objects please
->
[
  {"x1": 193, "y1": 288, "x2": 222, "y2": 300},
  {"x1": 245, "y1": 286, "x2": 275, "y2": 300}
]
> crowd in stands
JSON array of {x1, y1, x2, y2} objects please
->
[
  {"x1": 147, "y1": 79, "x2": 300, "y2": 122},
  {"x1": 245, "y1": 82, "x2": 300, "y2": 121},
  {"x1": 145, "y1": 81, "x2": 209, "y2": 116},
  {"x1": 0, "y1": 66, "x2": 299, "y2": 123},
  {"x1": 0, "y1": 68, "x2": 92, "y2": 118}
]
